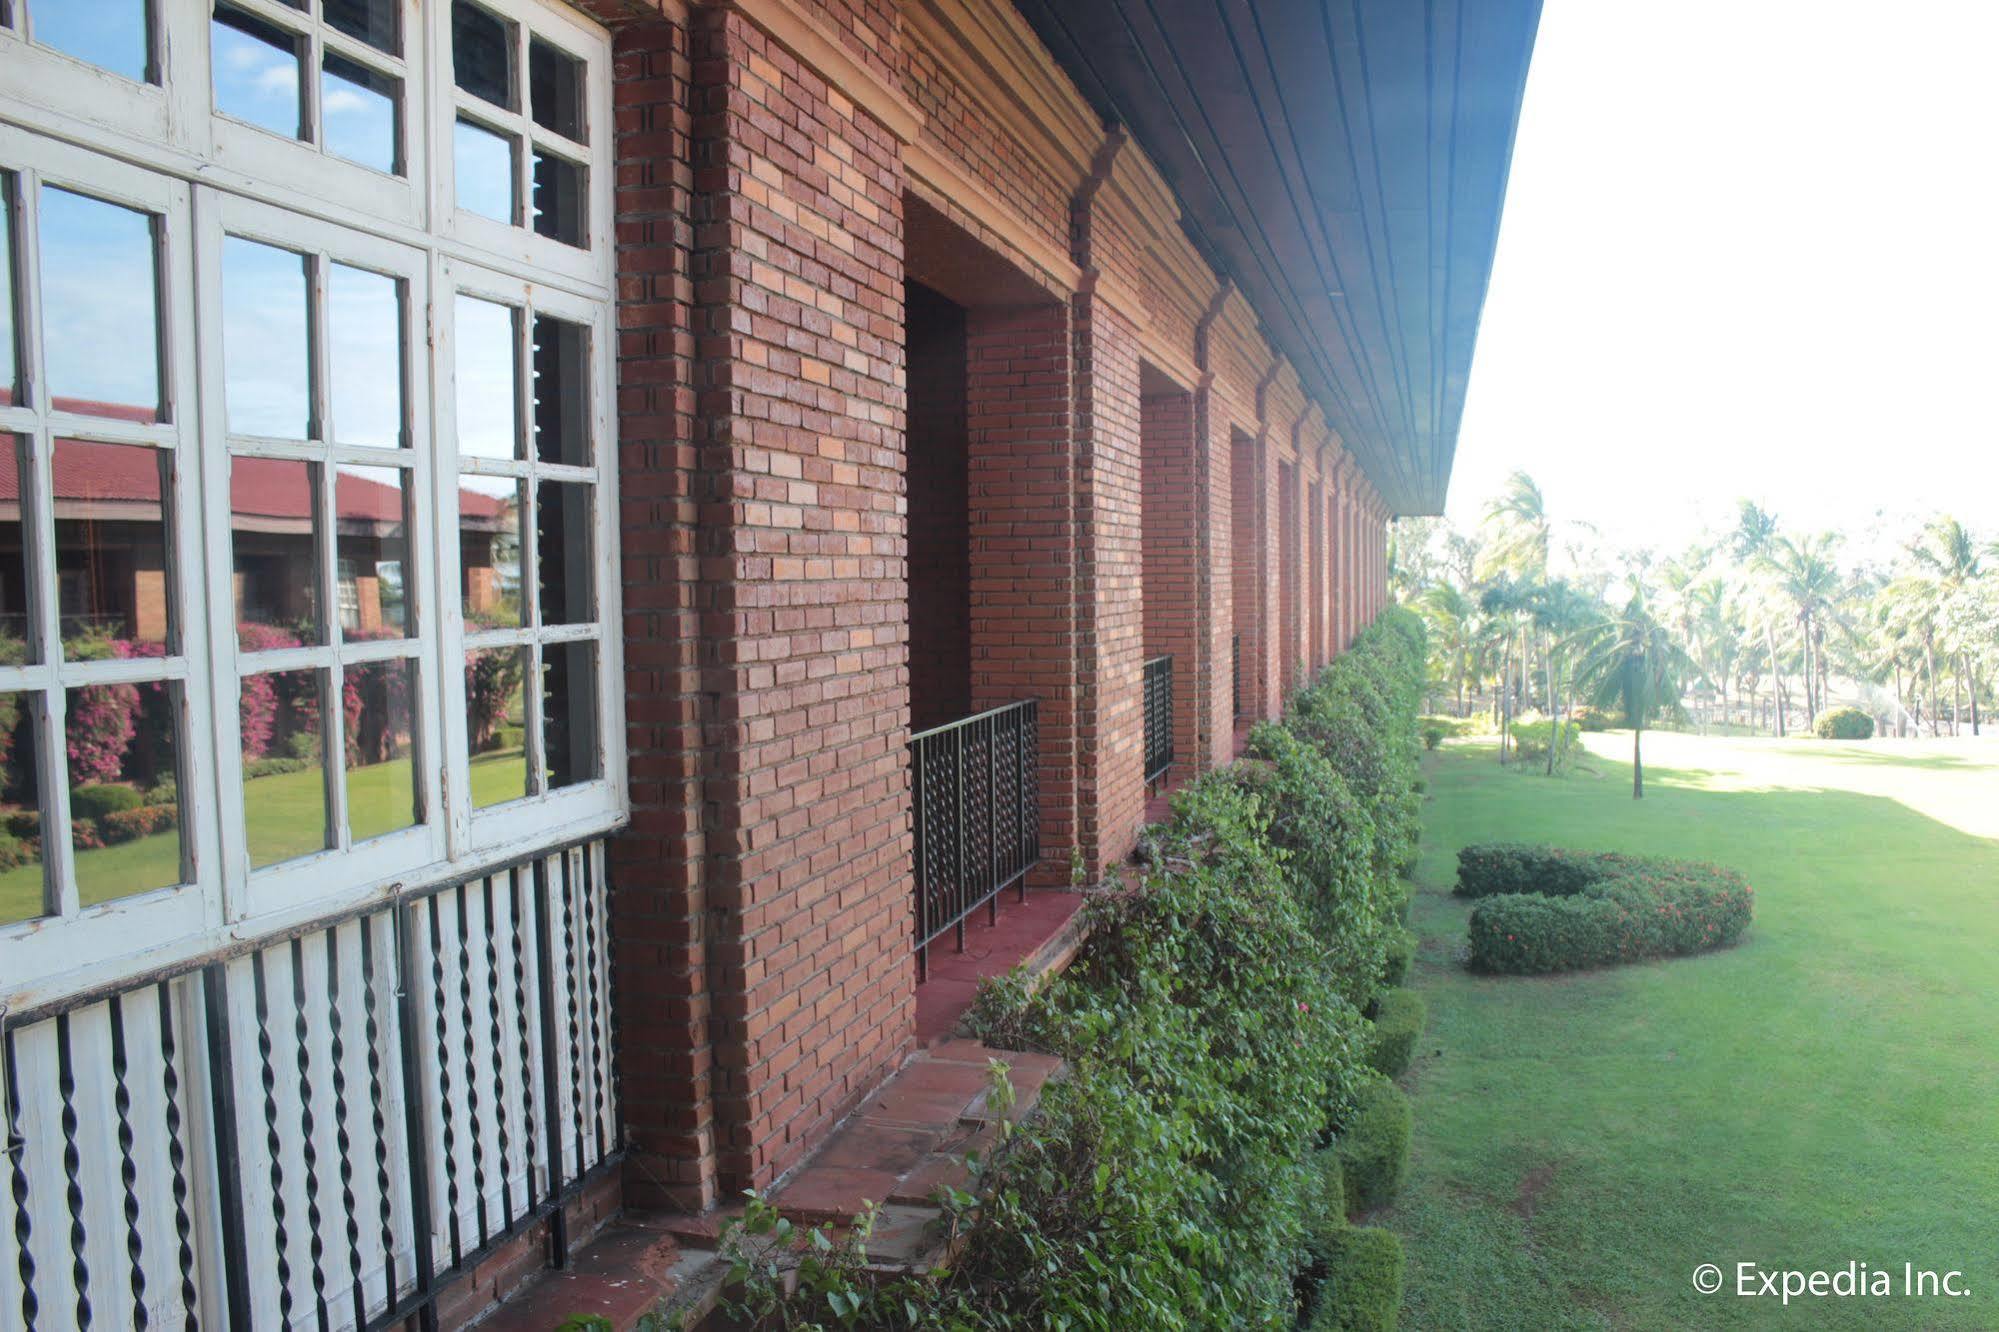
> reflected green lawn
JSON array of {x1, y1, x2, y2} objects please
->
[{"x1": 0, "y1": 745, "x2": 531, "y2": 925}]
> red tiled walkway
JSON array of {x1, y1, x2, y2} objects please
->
[{"x1": 914, "y1": 888, "x2": 1085, "y2": 1045}]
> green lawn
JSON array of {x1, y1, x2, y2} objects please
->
[
  {"x1": 1394, "y1": 731, "x2": 1999, "y2": 1329},
  {"x1": 0, "y1": 746, "x2": 528, "y2": 922}
]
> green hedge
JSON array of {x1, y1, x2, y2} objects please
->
[
  {"x1": 1455, "y1": 843, "x2": 1650, "y2": 899},
  {"x1": 1307, "y1": 1227, "x2": 1405, "y2": 1332},
  {"x1": 1381, "y1": 927, "x2": 1417, "y2": 987},
  {"x1": 71, "y1": 782, "x2": 144, "y2": 821},
  {"x1": 1366, "y1": 989, "x2": 1427, "y2": 1079},
  {"x1": 1464, "y1": 849, "x2": 1754, "y2": 974},
  {"x1": 1814, "y1": 706, "x2": 1874, "y2": 740},
  {"x1": 1335, "y1": 1076, "x2": 1411, "y2": 1215}
]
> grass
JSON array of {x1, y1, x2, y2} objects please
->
[
  {"x1": 1393, "y1": 730, "x2": 1999, "y2": 1330},
  {"x1": 0, "y1": 746, "x2": 530, "y2": 923}
]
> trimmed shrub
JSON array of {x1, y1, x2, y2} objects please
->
[
  {"x1": 1454, "y1": 843, "x2": 1653, "y2": 899},
  {"x1": 1365, "y1": 989, "x2": 1427, "y2": 1078},
  {"x1": 1306, "y1": 1148, "x2": 1347, "y2": 1240},
  {"x1": 1571, "y1": 705, "x2": 1622, "y2": 732},
  {"x1": 71, "y1": 783, "x2": 144, "y2": 822},
  {"x1": 1466, "y1": 857, "x2": 1754, "y2": 974},
  {"x1": 1814, "y1": 707, "x2": 1874, "y2": 740},
  {"x1": 6, "y1": 810, "x2": 39, "y2": 840},
  {"x1": 1420, "y1": 726, "x2": 1443, "y2": 751},
  {"x1": 1335, "y1": 1076, "x2": 1411, "y2": 1215},
  {"x1": 1307, "y1": 1227, "x2": 1405, "y2": 1332},
  {"x1": 99, "y1": 804, "x2": 178, "y2": 846},
  {"x1": 1381, "y1": 927, "x2": 1417, "y2": 987}
]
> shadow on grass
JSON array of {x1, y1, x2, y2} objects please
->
[{"x1": 1398, "y1": 746, "x2": 1999, "y2": 1331}]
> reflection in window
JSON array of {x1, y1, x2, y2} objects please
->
[
  {"x1": 211, "y1": 6, "x2": 304, "y2": 140},
  {"x1": 222, "y1": 236, "x2": 311, "y2": 439},
  {"x1": 230, "y1": 457, "x2": 321, "y2": 647},
  {"x1": 325, "y1": 0, "x2": 398, "y2": 55},
  {"x1": 334, "y1": 465, "x2": 409, "y2": 637},
  {"x1": 455, "y1": 295, "x2": 518, "y2": 458},
  {"x1": 536, "y1": 480, "x2": 590, "y2": 625},
  {"x1": 452, "y1": 0, "x2": 514, "y2": 108},
  {"x1": 531, "y1": 314, "x2": 589, "y2": 466},
  {"x1": 323, "y1": 54, "x2": 400, "y2": 175},
  {"x1": 347, "y1": 657, "x2": 418, "y2": 842},
  {"x1": 460, "y1": 476, "x2": 520, "y2": 628},
  {"x1": 0, "y1": 695, "x2": 46, "y2": 925},
  {"x1": 454, "y1": 119, "x2": 516, "y2": 223},
  {"x1": 466, "y1": 647, "x2": 527, "y2": 808},
  {"x1": 543, "y1": 641, "x2": 597, "y2": 789},
  {"x1": 36, "y1": 0, "x2": 151, "y2": 83},
  {"x1": 69, "y1": 680, "x2": 183, "y2": 904},
  {"x1": 39, "y1": 187, "x2": 161, "y2": 418},
  {"x1": 531, "y1": 148, "x2": 585, "y2": 247},
  {"x1": 52, "y1": 440, "x2": 171, "y2": 654},
  {"x1": 0, "y1": 439, "x2": 29, "y2": 663},
  {"x1": 241, "y1": 668, "x2": 327, "y2": 868},
  {"x1": 329, "y1": 264, "x2": 403, "y2": 447},
  {"x1": 0, "y1": 175, "x2": 16, "y2": 407},
  {"x1": 529, "y1": 38, "x2": 584, "y2": 142}
]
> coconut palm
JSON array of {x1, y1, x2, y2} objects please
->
[{"x1": 1571, "y1": 586, "x2": 1696, "y2": 799}]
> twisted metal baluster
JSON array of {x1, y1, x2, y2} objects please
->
[
  {"x1": 507, "y1": 870, "x2": 540, "y2": 1208},
  {"x1": 107, "y1": 998, "x2": 147, "y2": 1329},
  {"x1": 325, "y1": 930, "x2": 366, "y2": 1327},
  {"x1": 5, "y1": 1029, "x2": 40, "y2": 1331},
  {"x1": 454, "y1": 884, "x2": 489, "y2": 1247},
  {"x1": 482, "y1": 880, "x2": 513, "y2": 1224},
  {"x1": 53, "y1": 1015, "x2": 90, "y2": 1329},
  {"x1": 288, "y1": 939, "x2": 330, "y2": 1329},
  {"x1": 426, "y1": 895, "x2": 463, "y2": 1269},
  {"x1": 154, "y1": 984, "x2": 198, "y2": 1329},
  {"x1": 359, "y1": 920, "x2": 399, "y2": 1309},
  {"x1": 252, "y1": 953, "x2": 294, "y2": 1326}
]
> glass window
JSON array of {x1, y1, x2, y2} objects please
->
[
  {"x1": 460, "y1": 477, "x2": 520, "y2": 629},
  {"x1": 0, "y1": 174, "x2": 17, "y2": 408},
  {"x1": 346, "y1": 657, "x2": 417, "y2": 841},
  {"x1": 530, "y1": 148, "x2": 584, "y2": 247},
  {"x1": 454, "y1": 119, "x2": 516, "y2": 224},
  {"x1": 324, "y1": 0, "x2": 398, "y2": 55},
  {"x1": 542, "y1": 641, "x2": 596, "y2": 789},
  {"x1": 322, "y1": 55, "x2": 400, "y2": 175},
  {"x1": 0, "y1": 439, "x2": 29, "y2": 664},
  {"x1": 67, "y1": 681, "x2": 184, "y2": 905},
  {"x1": 536, "y1": 480, "x2": 590, "y2": 625},
  {"x1": 466, "y1": 646, "x2": 526, "y2": 807},
  {"x1": 211, "y1": 6, "x2": 305, "y2": 140},
  {"x1": 241, "y1": 667, "x2": 326, "y2": 867},
  {"x1": 231, "y1": 458, "x2": 321, "y2": 647},
  {"x1": 455, "y1": 296, "x2": 518, "y2": 458},
  {"x1": 452, "y1": 1, "x2": 514, "y2": 108},
  {"x1": 38, "y1": 187, "x2": 161, "y2": 419},
  {"x1": 52, "y1": 440, "x2": 172, "y2": 654},
  {"x1": 34, "y1": 0, "x2": 152, "y2": 83},
  {"x1": 0, "y1": 694, "x2": 46, "y2": 926},
  {"x1": 528, "y1": 38, "x2": 583, "y2": 141},
  {"x1": 328, "y1": 264, "x2": 403, "y2": 448},
  {"x1": 333, "y1": 465, "x2": 408, "y2": 637},
  {"x1": 222, "y1": 236, "x2": 312, "y2": 439},
  {"x1": 531, "y1": 314, "x2": 588, "y2": 466}
]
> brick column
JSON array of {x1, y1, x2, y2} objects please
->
[
  {"x1": 1308, "y1": 473, "x2": 1324, "y2": 673},
  {"x1": 966, "y1": 301, "x2": 1081, "y2": 882},
  {"x1": 1277, "y1": 459, "x2": 1299, "y2": 699},
  {"x1": 682, "y1": 6, "x2": 913, "y2": 1193},
  {"x1": 1228, "y1": 431, "x2": 1264, "y2": 724},
  {"x1": 1141, "y1": 389, "x2": 1200, "y2": 786}
]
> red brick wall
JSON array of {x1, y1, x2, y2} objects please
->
[
  {"x1": 685, "y1": 5, "x2": 914, "y2": 1191},
  {"x1": 1141, "y1": 389, "x2": 1198, "y2": 785},
  {"x1": 905, "y1": 281, "x2": 971, "y2": 731},
  {"x1": 1228, "y1": 431, "x2": 1262, "y2": 724},
  {"x1": 1278, "y1": 459, "x2": 1299, "y2": 695},
  {"x1": 1308, "y1": 475, "x2": 1324, "y2": 671}
]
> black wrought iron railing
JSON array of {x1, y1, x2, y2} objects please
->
[
  {"x1": 0, "y1": 839, "x2": 619, "y2": 1331},
  {"x1": 910, "y1": 700, "x2": 1039, "y2": 979},
  {"x1": 1143, "y1": 654, "x2": 1175, "y2": 786},
  {"x1": 1232, "y1": 633, "x2": 1243, "y2": 719}
]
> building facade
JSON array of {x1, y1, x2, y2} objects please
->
[{"x1": 0, "y1": 0, "x2": 1536, "y2": 1326}]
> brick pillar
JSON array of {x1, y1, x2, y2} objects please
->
[
  {"x1": 1308, "y1": 474, "x2": 1324, "y2": 673},
  {"x1": 1277, "y1": 459, "x2": 1299, "y2": 700},
  {"x1": 1071, "y1": 291, "x2": 1147, "y2": 868},
  {"x1": 966, "y1": 301, "x2": 1080, "y2": 883},
  {"x1": 1141, "y1": 389, "x2": 1199, "y2": 787},
  {"x1": 680, "y1": 6, "x2": 913, "y2": 1193},
  {"x1": 1228, "y1": 431, "x2": 1262, "y2": 725}
]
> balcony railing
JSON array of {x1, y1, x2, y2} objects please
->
[
  {"x1": 910, "y1": 700, "x2": 1039, "y2": 979},
  {"x1": 1143, "y1": 654, "x2": 1175, "y2": 786},
  {"x1": 0, "y1": 839, "x2": 619, "y2": 1331}
]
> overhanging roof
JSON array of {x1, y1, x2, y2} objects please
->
[{"x1": 1014, "y1": 0, "x2": 1541, "y2": 515}]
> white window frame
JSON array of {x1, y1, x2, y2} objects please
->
[
  {"x1": 0, "y1": 0, "x2": 623, "y2": 1003},
  {"x1": 0, "y1": 125, "x2": 221, "y2": 978}
]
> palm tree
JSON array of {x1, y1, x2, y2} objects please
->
[
  {"x1": 1528, "y1": 579, "x2": 1599, "y2": 774},
  {"x1": 1731, "y1": 502, "x2": 1788, "y2": 736},
  {"x1": 1476, "y1": 471, "x2": 1551, "y2": 583},
  {"x1": 1909, "y1": 517, "x2": 1985, "y2": 735},
  {"x1": 1417, "y1": 582, "x2": 1477, "y2": 716},
  {"x1": 1572, "y1": 587, "x2": 1696, "y2": 799},
  {"x1": 1763, "y1": 533, "x2": 1845, "y2": 727}
]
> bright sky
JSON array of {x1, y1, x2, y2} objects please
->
[{"x1": 1447, "y1": 0, "x2": 1999, "y2": 559}]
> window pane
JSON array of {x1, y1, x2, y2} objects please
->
[
  {"x1": 542, "y1": 641, "x2": 597, "y2": 790},
  {"x1": 0, "y1": 438, "x2": 29, "y2": 662},
  {"x1": 0, "y1": 695, "x2": 47, "y2": 926},
  {"x1": 453, "y1": 119, "x2": 515, "y2": 223},
  {"x1": 53, "y1": 440, "x2": 171, "y2": 654},
  {"x1": 530, "y1": 148, "x2": 585, "y2": 247},
  {"x1": 322, "y1": 54, "x2": 399, "y2": 175},
  {"x1": 230, "y1": 457, "x2": 321, "y2": 648},
  {"x1": 334, "y1": 465, "x2": 408, "y2": 637},
  {"x1": 530, "y1": 314, "x2": 589, "y2": 466},
  {"x1": 528, "y1": 38, "x2": 584, "y2": 142},
  {"x1": 451, "y1": 0, "x2": 512, "y2": 108},
  {"x1": 241, "y1": 667, "x2": 327, "y2": 868},
  {"x1": 460, "y1": 476, "x2": 520, "y2": 629},
  {"x1": 37, "y1": 0, "x2": 150, "y2": 82},
  {"x1": 328, "y1": 264, "x2": 402, "y2": 447},
  {"x1": 0, "y1": 174, "x2": 16, "y2": 407},
  {"x1": 39, "y1": 188, "x2": 160, "y2": 419},
  {"x1": 324, "y1": 0, "x2": 397, "y2": 55},
  {"x1": 69, "y1": 680, "x2": 182, "y2": 904},
  {"x1": 346, "y1": 657, "x2": 417, "y2": 842},
  {"x1": 466, "y1": 647, "x2": 527, "y2": 808},
  {"x1": 535, "y1": 480, "x2": 590, "y2": 625},
  {"x1": 222, "y1": 236, "x2": 311, "y2": 439},
  {"x1": 454, "y1": 296, "x2": 518, "y2": 459},
  {"x1": 211, "y1": 6, "x2": 303, "y2": 140}
]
